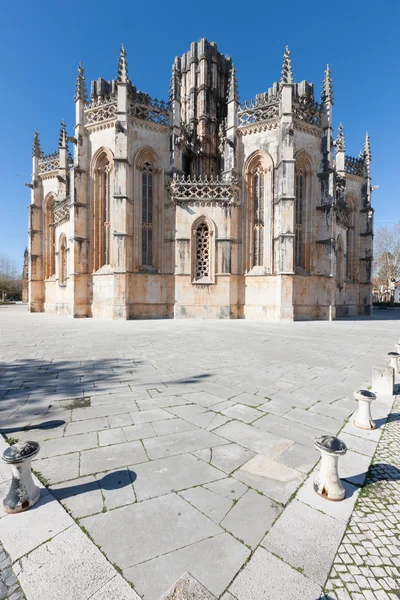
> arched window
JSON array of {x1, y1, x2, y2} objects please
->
[
  {"x1": 142, "y1": 162, "x2": 153, "y2": 267},
  {"x1": 92, "y1": 150, "x2": 113, "y2": 272},
  {"x1": 295, "y1": 167, "x2": 304, "y2": 268},
  {"x1": 44, "y1": 195, "x2": 55, "y2": 279},
  {"x1": 59, "y1": 234, "x2": 67, "y2": 285},
  {"x1": 294, "y1": 152, "x2": 313, "y2": 272},
  {"x1": 337, "y1": 234, "x2": 344, "y2": 288},
  {"x1": 253, "y1": 169, "x2": 265, "y2": 267},
  {"x1": 195, "y1": 223, "x2": 210, "y2": 280},
  {"x1": 244, "y1": 151, "x2": 273, "y2": 273}
]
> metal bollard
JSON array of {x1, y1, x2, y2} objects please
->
[
  {"x1": 2, "y1": 441, "x2": 41, "y2": 513},
  {"x1": 388, "y1": 352, "x2": 400, "y2": 372},
  {"x1": 314, "y1": 435, "x2": 347, "y2": 501},
  {"x1": 353, "y1": 389, "x2": 376, "y2": 430}
]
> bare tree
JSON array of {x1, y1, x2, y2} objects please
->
[
  {"x1": 373, "y1": 222, "x2": 400, "y2": 301},
  {"x1": 0, "y1": 255, "x2": 22, "y2": 302}
]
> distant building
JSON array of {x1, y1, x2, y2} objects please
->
[{"x1": 27, "y1": 40, "x2": 374, "y2": 320}]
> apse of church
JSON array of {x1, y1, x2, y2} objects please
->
[{"x1": 27, "y1": 40, "x2": 374, "y2": 320}]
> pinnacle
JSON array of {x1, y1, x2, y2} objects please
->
[
  {"x1": 336, "y1": 122, "x2": 345, "y2": 152},
  {"x1": 321, "y1": 64, "x2": 333, "y2": 104},
  {"x1": 116, "y1": 43, "x2": 129, "y2": 83},
  {"x1": 75, "y1": 62, "x2": 87, "y2": 102},
  {"x1": 32, "y1": 131, "x2": 42, "y2": 158},
  {"x1": 227, "y1": 63, "x2": 239, "y2": 102},
  {"x1": 364, "y1": 132, "x2": 371, "y2": 162},
  {"x1": 59, "y1": 120, "x2": 67, "y2": 148},
  {"x1": 280, "y1": 45, "x2": 293, "y2": 85}
]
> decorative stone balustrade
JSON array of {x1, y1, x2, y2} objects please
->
[{"x1": 169, "y1": 174, "x2": 240, "y2": 206}]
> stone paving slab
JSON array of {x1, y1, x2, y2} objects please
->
[{"x1": 0, "y1": 306, "x2": 399, "y2": 599}]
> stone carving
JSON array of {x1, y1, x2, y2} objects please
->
[
  {"x1": 292, "y1": 95, "x2": 321, "y2": 127},
  {"x1": 195, "y1": 223, "x2": 210, "y2": 279},
  {"x1": 38, "y1": 152, "x2": 60, "y2": 174},
  {"x1": 86, "y1": 102, "x2": 117, "y2": 126},
  {"x1": 238, "y1": 97, "x2": 279, "y2": 126},
  {"x1": 345, "y1": 155, "x2": 364, "y2": 177},
  {"x1": 54, "y1": 198, "x2": 70, "y2": 226},
  {"x1": 169, "y1": 174, "x2": 239, "y2": 206}
]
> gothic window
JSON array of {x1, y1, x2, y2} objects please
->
[
  {"x1": 295, "y1": 168, "x2": 304, "y2": 268},
  {"x1": 195, "y1": 223, "x2": 210, "y2": 280},
  {"x1": 59, "y1": 234, "x2": 67, "y2": 285},
  {"x1": 142, "y1": 162, "x2": 153, "y2": 267},
  {"x1": 253, "y1": 169, "x2": 264, "y2": 267},
  {"x1": 44, "y1": 196, "x2": 55, "y2": 279},
  {"x1": 92, "y1": 151, "x2": 112, "y2": 272}
]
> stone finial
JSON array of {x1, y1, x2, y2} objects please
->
[
  {"x1": 280, "y1": 46, "x2": 293, "y2": 84},
  {"x1": 75, "y1": 62, "x2": 87, "y2": 103},
  {"x1": 321, "y1": 64, "x2": 333, "y2": 105},
  {"x1": 227, "y1": 64, "x2": 239, "y2": 102},
  {"x1": 336, "y1": 122, "x2": 345, "y2": 152},
  {"x1": 32, "y1": 131, "x2": 42, "y2": 158},
  {"x1": 59, "y1": 120, "x2": 67, "y2": 148},
  {"x1": 314, "y1": 435, "x2": 347, "y2": 501},
  {"x1": 364, "y1": 132, "x2": 371, "y2": 164},
  {"x1": 116, "y1": 43, "x2": 129, "y2": 83},
  {"x1": 2, "y1": 441, "x2": 41, "y2": 513}
]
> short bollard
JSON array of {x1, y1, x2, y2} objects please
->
[
  {"x1": 372, "y1": 364, "x2": 394, "y2": 396},
  {"x1": 314, "y1": 435, "x2": 347, "y2": 502},
  {"x1": 353, "y1": 389, "x2": 377, "y2": 430},
  {"x1": 2, "y1": 441, "x2": 41, "y2": 514},
  {"x1": 388, "y1": 352, "x2": 400, "y2": 372}
]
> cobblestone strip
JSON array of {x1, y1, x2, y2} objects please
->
[
  {"x1": 0, "y1": 543, "x2": 25, "y2": 600},
  {"x1": 323, "y1": 398, "x2": 400, "y2": 600}
]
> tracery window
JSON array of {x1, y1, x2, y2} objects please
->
[
  {"x1": 195, "y1": 223, "x2": 210, "y2": 280},
  {"x1": 253, "y1": 169, "x2": 264, "y2": 267},
  {"x1": 59, "y1": 234, "x2": 67, "y2": 285},
  {"x1": 92, "y1": 152, "x2": 112, "y2": 271},
  {"x1": 142, "y1": 162, "x2": 153, "y2": 266},
  {"x1": 295, "y1": 168, "x2": 304, "y2": 268},
  {"x1": 44, "y1": 196, "x2": 55, "y2": 279}
]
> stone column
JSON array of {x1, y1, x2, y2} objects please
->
[{"x1": 28, "y1": 132, "x2": 44, "y2": 312}]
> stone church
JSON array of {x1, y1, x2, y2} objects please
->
[{"x1": 27, "y1": 40, "x2": 374, "y2": 320}]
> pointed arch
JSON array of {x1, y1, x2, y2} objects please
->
[
  {"x1": 191, "y1": 215, "x2": 216, "y2": 284},
  {"x1": 44, "y1": 193, "x2": 56, "y2": 279},
  {"x1": 294, "y1": 150, "x2": 313, "y2": 272},
  {"x1": 58, "y1": 233, "x2": 67, "y2": 285},
  {"x1": 134, "y1": 146, "x2": 163, "y2": 272},
  {"x1": 91, "y1": 147, "x2": 114, "y2": 271},
  {"x1": 244, "y1": 150, "x2": 274, "y2": 273}
]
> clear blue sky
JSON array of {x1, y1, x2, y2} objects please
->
[{"x1": 1, "y1": 0, "x2": 398, "y2": 271}]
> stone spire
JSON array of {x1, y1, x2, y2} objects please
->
[
  {"x1": 170, "y1": 58, "x2": 181, "y2": 103},
  {"x1": 321, "y1": 64, "x2": 333, "y2": 104},
  {"x1": 227, "y1": 64, "x2": 239, "y2": 102},
  {"x1": 75, "y1": 63, "x2": 87, "y2": 103},
  {"x1": 59, "y1": 120, "x2": 67, "y2": 148},
  {"x1": 364, "y1": 132, "x2": 371, "y2": 163},
  {"x1": 336, "y1": 123, "x2": 345, "y2": 152},
  {"x1": 280, "y1": 46, "x2": 293, "y2": 84},
  {"x1": 32, "y1": 131, "x2": 42, "y2": 157},
  {"x1": 116, "y1": 44, "x2": 129, "y2": 83}
]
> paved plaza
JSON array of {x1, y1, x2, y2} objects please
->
[{"x1": 0, "y1": 305, "x2": 398, "y2": 600}]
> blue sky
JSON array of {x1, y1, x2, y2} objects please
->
[{"x1": 0, "y1": 0, "x2": 398, "y2": 270}]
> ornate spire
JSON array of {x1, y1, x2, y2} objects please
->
[
  {"x1": 336, "y1": 123, "x2": 345, "y2": 151},
  {"x1": 32, "y1": 131, "x2": 42, "y2": 157},
  {"x1": 59, "y1": 120, "x2": 67, "y2": 148},
  {"x1": 116, "y1": 44, "x2": 129, "y2": 83},
  {"x1": 321, "y1": 64, "x2": 333, "y2": 104},
  {"x1": 280, "y1": 46, "x2": 293, "y2": 84},
  {"x1": 75, "y1": 63, "x2": 87, "y2": 102},
  {"x1": 227, "y1": 64, "x2": 239, "y2": 102},
  {"x1": 364, "y1": 132, "x2": 371, "y2": 164}
]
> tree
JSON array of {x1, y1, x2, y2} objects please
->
[
  {"x1": 373, "y1": 222, "x2": 400, "y2": 302},
  {"x1": 0, "y1": 255, "x2": 22, "y2": 302}
]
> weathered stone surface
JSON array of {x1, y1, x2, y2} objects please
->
[
  {"x1": 221, "y1": 489, "x2": 282, "y2": 548},
  {"x1": 277, "y1": 442, "x2": 320, "y2": 473},
  {"x1": 82, "y1": 493, "x2": 222, "y2": 569},
  {"x1": 131, "y1": 408, "x2": 175, "y2": 424},
  {"x1": 131, "y1": 453, "x2": 224, "y2": 501},
  {"x1": 222, "y1": 404, "x2": 263, "y2": 423},
  {"x1": 33, "y1": 452, "x2": 80, "y2": 484},
  {"x1": 204, "y1": 477, "x2": 248, "y2": 501},
  {"x1": 14, "y1": 525, "x2": 119, "y2": 600},
  {"x1": 159, "y1": 572, "x2": 216, "y2": 600},
  {"x1": 143, "y1": 429, "x2": 228, "y2": 460},
  {"x1": 215, "y1": 420, "x2": 293, "y2": 459},
  {"x1": 98, "y1": 428, "x2": 126, "y2": 446},
  {"x1": 80, "y1": 441, "x2": 148, "y2": 476},
  {"x1": 51, "y1": 475, "x2": 104, "y2": 518},
  {"x1": 0, "y1": 491, "x2": 73, "y2": 561},
  {"x1": 233, "y1": 454, "x2": 305, "y2": 504},
  {"x1": 125, "y1": 534, "x2": 249, "y2": 600},
  {"x1": 203, "y1": 443, "x2": 255, "y2": 474},
  {"x1": 229, "y1": 547, "x2": 321, "y2": 600},
  {"x1": 180, "y1": 486, "x2": 233, "y2": 523},
  {"x1": 36, "y1": 432, "x2": 98, "y2": 459},
  {"x1": 295, "y1": 473, "x2": 359, "y2": 523},
  {"x1": 152, "y1": 418, "x2": 199, "y2": 435},
  {"x1": 64, "y1": 417, "x2": 109, "y2": 436},
  {"x1": 90, "y1": 575, "x2": 141, "y2": 600},
  {"x1": 262, "y1": 500, "x2": 345, "y2": 584},
  {"x1": 95, "y1": 468, "x2": 136, "y2": 509}
]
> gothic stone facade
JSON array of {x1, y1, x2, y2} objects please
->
[{"x1": 27, "y1": 40, "x2": 374, "y2": 320}]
